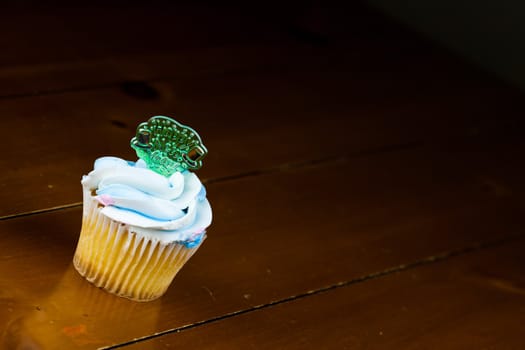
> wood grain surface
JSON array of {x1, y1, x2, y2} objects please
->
[
  {"x1": 126, "y1": 238, "x2": 525, "y2": 349},
  {"x1": 0, "y1": 4, "x2": 285, "y2": 67},
  {"x1": 1, "y1": 145, "x2": 524, "y2": 348},
  {"x1": 2, "y1": 52, "x2": 524, "y2": 218},
  {"x1": 1, "y1": 1, "x2": 524, "y2": 349}
]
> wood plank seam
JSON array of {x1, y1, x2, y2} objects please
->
[
  {"x1": 101, "y1": 232, "x2": 525, "y2": 349},
  {"x1": 0, "y1": 57, "x2": 315, "y2": 101},
  {"x1": 0, "y1": 141, "x2": 421, "y2": 222},
  {"x1": 0, "y1": 202, "x2": 81, "y2": 222},
  {"x1": 0, "y1": 82, "x2": 119, "y2": 101},
  {"x1": 205, "y1": 141, "x2": 420, "y2": 185}
]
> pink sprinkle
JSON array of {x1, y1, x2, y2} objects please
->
[
  {"x1": 191, "y1": 229, "x2": 204, "y2": 238},
  {"x1": 96, "y1": 194, "x2": 115, "y2": 206}
]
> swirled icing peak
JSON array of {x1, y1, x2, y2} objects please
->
[{"x1": 82, "y1": 157, "x2": 212, "y2": 246}]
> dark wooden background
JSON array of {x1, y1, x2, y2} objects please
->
[{"x1": 1, "y1": 1, "x2": 524, "y2": 349}]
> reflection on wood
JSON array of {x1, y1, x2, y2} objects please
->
[{"x1": 2, "y1": 265, "x2": 160, "y2": 349}]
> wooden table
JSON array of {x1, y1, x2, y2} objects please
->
[{"x1": 1, "y1": 2, "x2": 525, "y2": 349}]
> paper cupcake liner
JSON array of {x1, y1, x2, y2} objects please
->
[{"x1": 73, "y1": 196, "x2": 203, "y2": 301}]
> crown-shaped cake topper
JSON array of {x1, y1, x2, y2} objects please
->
[{"x1": 130, "y1": 116, "x2": 208, "y2": 177}]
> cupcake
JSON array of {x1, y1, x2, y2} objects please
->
[{"x1": 73, "y1": 116, "x2": 212, "y2": 301}]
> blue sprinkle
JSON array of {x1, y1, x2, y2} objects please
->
[
  {"x1": 197, "y1": 185, "x2": 207, "y2": 201},
  {"x1": 183, "y1": 232, "x2": 205, "y2": 248}
]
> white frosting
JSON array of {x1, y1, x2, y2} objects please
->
[{"x1": 82, "y1": 156, "x2": 212, "y2": 245}]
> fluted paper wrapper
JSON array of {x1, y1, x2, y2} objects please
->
[{"x1": 73, "y1": 195, "x2": 203, "y2": 301}]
